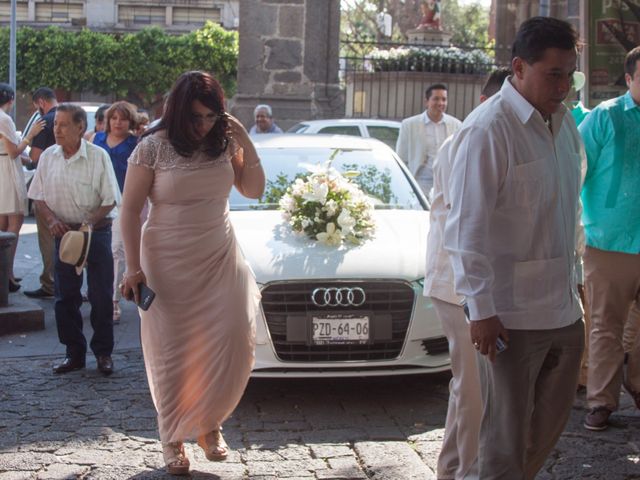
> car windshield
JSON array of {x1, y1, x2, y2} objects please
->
[{"x1": 229, "y1": 147, "x2": 426, "y2": 211}]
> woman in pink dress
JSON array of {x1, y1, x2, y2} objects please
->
[{"x1": 119, "y1": 71, "x2": 265, "y2": 475}]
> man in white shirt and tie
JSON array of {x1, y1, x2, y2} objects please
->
[
  {"x1": 444, "y1": 17, "x2": 585, "y2": 480},
  {"x1": 395, "y1": 83, "x2": 461, "y2": 195}
]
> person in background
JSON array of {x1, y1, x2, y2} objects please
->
[
  {"x1": 395, "y1": 84, "x2": 461, "y2": 196},
  {"x1": 566, "y1": 71, "x2": 591, "y2": 127},
  {"x1": 84, "y1": 104, "x2": 110, "y2": 142},
  {"x1": 120, "y1": 71, "x2": 264, "y2": 475},
  {"x1": 444, "y1": 17, "x2": 584, "y2": 479},
  {"x1": 135, "y1": 109, "x2": 150, "y2": 136},
  {"x1": 92, "y1": 101, "x2": 139, "y2": 323},
  {"x1": 28, "y1": 103, "x2": 120, "y2": 376},
  {"x1": 425, "y1": 67, "x2": 510, "y2": 480},
  {"x1": 24, "y1": 87, "x2": 59, "y2": 299},
  {"x1": 249, "y1": 104, "x2": 283, "y2": 134},
  {"x1": 0, "y1": 84, "x2": 45, "y2": 292},
  {"x1": 579, "y1": 46, "x2": 640, "y2": 431}
]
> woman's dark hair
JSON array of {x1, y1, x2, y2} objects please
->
[
  {"x1": 145, "y1": 71, "x2": 228, "y2": 158},
  {"x1": 0, "y1": 83, "x2": 15, "y2": 107},
  {"x1": 56, "y1": 103, "x2": 88, "y2": 135},
  {"x1": 95, "y1": 104, "x2": 110, "y2": 123},
  {"x1": 512, "y1": 17, "x2": 578, "y2": 65}
]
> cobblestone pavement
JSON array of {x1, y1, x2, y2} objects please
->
[{"x1": 1, "y1": 351, "x2": 639, "y2": 480}]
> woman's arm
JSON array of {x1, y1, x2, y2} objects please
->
[
  {"x1": 226, "y1": 114, "x2": 266, "y2": 199},
  {"x1": 119, "y1": 164, "x2": 153, "y2": 303},
  {"x1": 0, "y1": 119, "x2": 45, "y2": 159}
]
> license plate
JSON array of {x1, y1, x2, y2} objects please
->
[{"x1": 311, "y1": 314, "x2": 370, "y2": 345}]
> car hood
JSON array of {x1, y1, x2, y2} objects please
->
[{"x1": 230, "y1": 209, "x2": 429, "y2": 283}]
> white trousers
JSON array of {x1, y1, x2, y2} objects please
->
[{"x1": 432, "y1": 297, "x2": 481, "y2": 480}]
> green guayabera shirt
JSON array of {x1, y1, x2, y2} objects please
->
[{"x1": 579, "y1": 91, "x2": 640, "y2": 254}]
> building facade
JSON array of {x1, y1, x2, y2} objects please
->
[{"x1": 0, "y1": 0, "x2": 239, "y2": 32}]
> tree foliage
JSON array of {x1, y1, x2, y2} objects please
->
[
  {"x1": 341, "y1": 0, "x2": 490, "y2": 54},
  {"x1": 0, "y1": 22, "x2": 238, "y2": 109}
]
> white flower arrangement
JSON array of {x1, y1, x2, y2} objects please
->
[
  {"x1": 278, "y1": 153, "x2": 375, "y2": 246},
  {"x1": 368, "y1": 46, "x2": 494, "y2": 74}
]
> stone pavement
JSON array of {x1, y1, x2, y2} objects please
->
[{"x1": 1, "y1": 218, "x2": 639, "y2": 479}]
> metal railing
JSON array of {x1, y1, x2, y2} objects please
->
[{"x1": 339, "y1": 40, "x2": 510, "y2": 121}]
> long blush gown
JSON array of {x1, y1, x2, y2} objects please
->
[{"x1": 128, "y1": 132, "x2": 259, "y2": 443}]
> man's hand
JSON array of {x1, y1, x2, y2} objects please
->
[
  {"x1": 469, "y1": 315, "x2": 509, "y2": 363},
  {"x1": 48, "y1": 218, "x2": 70, "y2": 238}
]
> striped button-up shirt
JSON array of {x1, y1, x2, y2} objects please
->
[{"x1": 28, "y1": 139, "x2": 121, "y2": 224}]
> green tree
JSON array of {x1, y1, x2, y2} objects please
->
[
  {"x1": 441, "y1": 0, "x2": 489, "y2": 47},
  {"x1": 341, "y1": 0, "x2": 490, "y2": 52},
  {"x1": 0, "y1": 22, "x2": 238, "y2": 109}
]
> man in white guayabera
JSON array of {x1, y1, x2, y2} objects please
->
[{"x1": 444, "y1": 16, "x2": 585, "y2": 480}]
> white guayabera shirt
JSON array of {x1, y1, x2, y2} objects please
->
[
  {"x1": 28, "y1": 139, "x2": 121, "y2": 224},
  {"x1": 443, "y1": 79, "x2": 584, "y2": 330}
]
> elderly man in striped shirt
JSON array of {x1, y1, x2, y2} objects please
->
[{"x1": 28, "y1": 103, "x2": 121, "y2": 376}]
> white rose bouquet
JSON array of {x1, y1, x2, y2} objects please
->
[{"x1": 278, "y1": 152, "x2": 375, "y2": 246}]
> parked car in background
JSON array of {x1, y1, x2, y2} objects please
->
[
  {"x1": 287, "y1": 119, "x2": 401, "y2": 149},
  {"x1": 229, "y1": 134, "x2": 449, "y2": 378}
]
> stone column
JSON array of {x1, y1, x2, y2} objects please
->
[{"x1": 231, "y1": 0, "x2": 344, "y2": 131}]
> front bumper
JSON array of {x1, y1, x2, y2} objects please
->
[{"x1": 251, "y1": 280, "x2": 450, "y2": 378}]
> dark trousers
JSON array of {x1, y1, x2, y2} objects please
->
[{"x1": 54, "y1": 228, "x2": 114, "y2": 360}]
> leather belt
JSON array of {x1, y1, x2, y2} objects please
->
[{"x1": 67, "y1": 218, "x2": 113, "y2": 231}]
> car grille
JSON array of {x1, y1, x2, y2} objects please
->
[{"x1": 261, "y1": 280, "x2": 415, "y2": 362}]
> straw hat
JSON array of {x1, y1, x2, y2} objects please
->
[{"x1": 59, "y1": 224, "x2": 92, "y2": 275}]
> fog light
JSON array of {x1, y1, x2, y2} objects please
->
[{"x1": 421, "y1": 336, "x2": 449, "y2": 355}]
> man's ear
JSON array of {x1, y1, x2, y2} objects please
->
[{"x1": 512, "y1": 57, "x2": 525, "y2": 80}]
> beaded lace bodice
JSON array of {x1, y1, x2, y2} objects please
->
[{"x1": 128, "y1": 132, "x2": 239, "y2": 171}]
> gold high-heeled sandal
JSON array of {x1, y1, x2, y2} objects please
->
[
  {"x1": 162, "y1": 441, "x2": 190, "y2": 475},
  {"x1": 197, "y1": 430, "x2": 229, "y2": 461}
]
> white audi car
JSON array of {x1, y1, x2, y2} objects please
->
[
  {"x1": 230, "y1": 134, "x2": 449, "y2": 377},
  {"x1": 287, "y1": 118, "x2": 401, "y2": 149}
]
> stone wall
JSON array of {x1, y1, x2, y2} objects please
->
[{"x1": 231, "y1": 0, "x2": 344, "y2": 131}]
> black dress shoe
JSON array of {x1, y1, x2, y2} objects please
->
[
  {"x1": 96, "y1": 356, "x2": 114, "y2": 375},
  {"x1": 24, "y1": 287, "x2": 54, "y2": 298},
  {"x1": 8, "y1": 279, "x2": 20, "y2": 293},
  {"x1": 53, "y1": 357, "x2": 85, "y2": 374}
]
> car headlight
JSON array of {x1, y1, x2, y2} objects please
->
[{"x1": 413, "y1": 277, "x2": 425, "y2": 289}]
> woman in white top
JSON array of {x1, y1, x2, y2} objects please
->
[{"x1": 0, "y1": 84, "x2": 45, "y2": 291}]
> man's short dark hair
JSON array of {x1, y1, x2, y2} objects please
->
[
  {"x1": 32, "y1": 87, "x2": 56, "y2": 103},
  {"x1": 511, "y1": 17, "x2": 578, "y2": 64},
  {"x1": 425, "y1": 83, "x2": 447, "y2": 99},
  {"x1": 625, "y1": 46, "x2": 640, "y2": 77},
  {"x1": 56, "y1": 103, "x2": 87, "y2": 134},
  {"x1": 481, "y1": 67, "x2": 511, "y2": 98}
]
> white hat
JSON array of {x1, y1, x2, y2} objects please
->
[{"x1": 59, "y1": 224, "x2": 92, "y2": 275}]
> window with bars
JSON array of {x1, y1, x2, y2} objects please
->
[
  {"x1": 118, "y1": 5, "x2": 166, "y2": 25},
  {"x1": 172, "y1": 6, "x2": 220, "y2": 26},
  {"x1": 35, "y1": 2, "x2": 83, "y2": 22},
  {"x1": 0, "y1": 1, "x2": 28, "y2": 21}
]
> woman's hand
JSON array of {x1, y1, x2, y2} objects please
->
[
  {"x1": 119, "y1": 269, "x2": 147, "y2": 305},
  {"x1": 27, "y1": 120, "x2": 46, "y2": 141},
  {"x1": 225, "y1": 113, "x2": 251, "y2": 144}
]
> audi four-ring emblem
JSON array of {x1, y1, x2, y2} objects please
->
[{"x1": 311, "y1": 287, "x2": 366, "y2": 307}]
